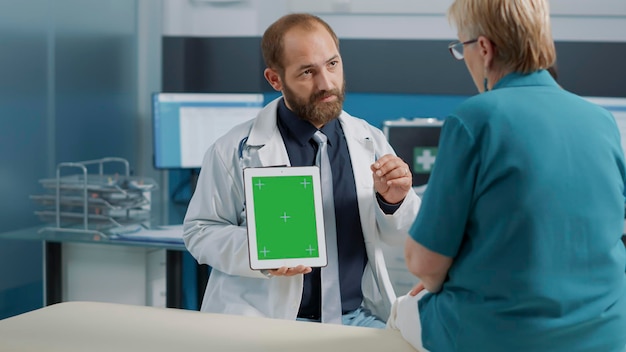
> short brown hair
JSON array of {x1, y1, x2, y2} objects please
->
[
  {"x1": 448, "y1": 0, "x2": 556, "y2": 73},
  {"x1": 261, "y1": 13, "x2": 339, "y2": 72}
]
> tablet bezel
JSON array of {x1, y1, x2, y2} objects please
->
[{"x1": 243, "y1": 166, "x2": 328, "y2": 270}]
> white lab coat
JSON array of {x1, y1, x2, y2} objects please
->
[{"x1": 183, "y1": 97, "x2": 421, "y2": 321}]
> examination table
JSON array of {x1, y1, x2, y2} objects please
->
[{"x1": 0, "y1": 301, "x2": 419, "y2": 351}]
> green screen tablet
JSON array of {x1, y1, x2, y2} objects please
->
[{"x1": 243, "y1": 166, "x2": 328, "y2": 270}]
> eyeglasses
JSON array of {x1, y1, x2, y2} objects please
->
[{"x1": 448, "y1": 39, "x2": 478, "y2": 60}]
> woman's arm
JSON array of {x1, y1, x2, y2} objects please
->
[{"x1": 405, "y1": 236, "x2": 453, "y2": 293}]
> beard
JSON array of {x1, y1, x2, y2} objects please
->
[{"x1": 282, "y1": 80, "x2": 346, "y2": 127}]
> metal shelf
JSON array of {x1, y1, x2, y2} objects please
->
[{"x1": 31, "y1": 157, "x2": 158, "y2": 239}]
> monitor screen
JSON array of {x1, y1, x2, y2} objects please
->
[
  {"x1": 152, "y1": 93, "x2": 264, "y2": 169},
  {"x1": 383, "y1": 118, "x2": 443, "y2": 191}
]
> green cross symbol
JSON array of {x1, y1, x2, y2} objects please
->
[{"x1": 413, "y1": 147, "x2": 438, "y2": 173}]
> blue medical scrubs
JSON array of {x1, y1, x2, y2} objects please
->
[{"x1": 411, "y1": 70, "x2": 626, "y2": 351}]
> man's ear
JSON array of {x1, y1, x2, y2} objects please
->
[
  {"x1": 477, "y1": 36, "x2": 495, "y2": 69},
  {"x1": 264, "y1": 68, "x2": 282, "y2": 91}
]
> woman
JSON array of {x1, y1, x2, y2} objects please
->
[{"x1": 388, "y1": 0, "x2": 626, "y2": 351}]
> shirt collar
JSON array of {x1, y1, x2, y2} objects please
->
[
  {"x1": 492, "y1": 69, "x2": 559, "y2": 91},
  {"x1": 277, "y1": 98, "x2": 341, "y2": 147}
]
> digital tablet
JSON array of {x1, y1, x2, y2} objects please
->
[{"x1": 243, "y1": 166, "x2": 328, "y2": 270}]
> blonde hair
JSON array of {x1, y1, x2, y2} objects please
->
[{"x1": 448, "y1": 0, "x2": 556, "y2": 73}]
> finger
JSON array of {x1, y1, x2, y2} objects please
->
[
  {"x1": 275, "y1": 266, "x2": 313, "y2": 276},
  {"x1": 374, "y1": 173, "x2": 388, "y2": 187},
  {"x1": 381, "y1": 177, "x2": 413, "y2": 192},
  {"x1": 384, "y1": 167, "x2": 412, "y2": 186},
  {"x1": 372, "y1": 168, "x2": 389, "y2": 189},
  {"x1": 409, "y1": 282, "x2": 425, "y2": 296},
  {"x1": 374, "y1": 156, "x2": 407, "y2": 178},
  {"x1": 371, "y1": 154, "x2": 396, "y2": 175},
  {"x1": 390, "y1": 166, "x2": 411, "y2": 180},
  {"x1": 293, "y1": 265, "x2": 312, "y2": 274},
  {"x1": 271, "y1": 266, "x2": 289, "y2": 276},
  {"x1": 288, "y1": 266, "x2": 302, "y2": 275}
]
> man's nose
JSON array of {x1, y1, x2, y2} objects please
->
[{"x1": 315, "y1": 70, "x2": 334, "y2": 91}]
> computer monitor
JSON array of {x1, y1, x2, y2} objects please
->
[
  {"x1": 152, "y1": 93, "x2": 264, "y2": 169},
  {"x1": 382, "y1": 118, "x2": 443, "y2": 192}
]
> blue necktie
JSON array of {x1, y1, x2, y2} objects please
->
[{"x1": 312, "y1": 131, "x2": 342, "y2": 324}]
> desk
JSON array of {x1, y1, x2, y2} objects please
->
[
  {"x1": 0, "y1": 226, "x2": 202, "y2": 309},
  {"x1": 0, "y1": 301, "x2": 419, "y2": 352}
]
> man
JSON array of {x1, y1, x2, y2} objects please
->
[{"x1": 183, "y1": 13, "x2": 420, "y2": 328}]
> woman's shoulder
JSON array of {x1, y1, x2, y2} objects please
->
[{"x1": 450, "y1": 93, "x2": 501, "y2": 126}]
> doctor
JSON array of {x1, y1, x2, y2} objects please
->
[{"x1": 183, "y1": 13, "x2": 420, "y2": 328}]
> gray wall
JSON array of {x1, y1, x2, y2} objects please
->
[{"x1": 162, "y1": 37, "x2": 626, "y2": 98}]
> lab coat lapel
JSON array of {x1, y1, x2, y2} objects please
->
[
  {"x1": 243, "y1": 97, "x2": 290, "y2": 167},
  {"x1": 339, "y1": 113, "x2": 376, "y2": 191}
]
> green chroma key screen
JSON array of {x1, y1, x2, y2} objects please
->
[{"x1": 251, "y1": 175, "x2": 320, "y2": 260}]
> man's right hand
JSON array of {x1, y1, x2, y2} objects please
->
[{"x1": 268, "y1": 265, "x2": 312, "y2": 277}]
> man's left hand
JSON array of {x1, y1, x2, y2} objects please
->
[{"x1": 370, "y1": 154, "x2": 412, "y2": 204}]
